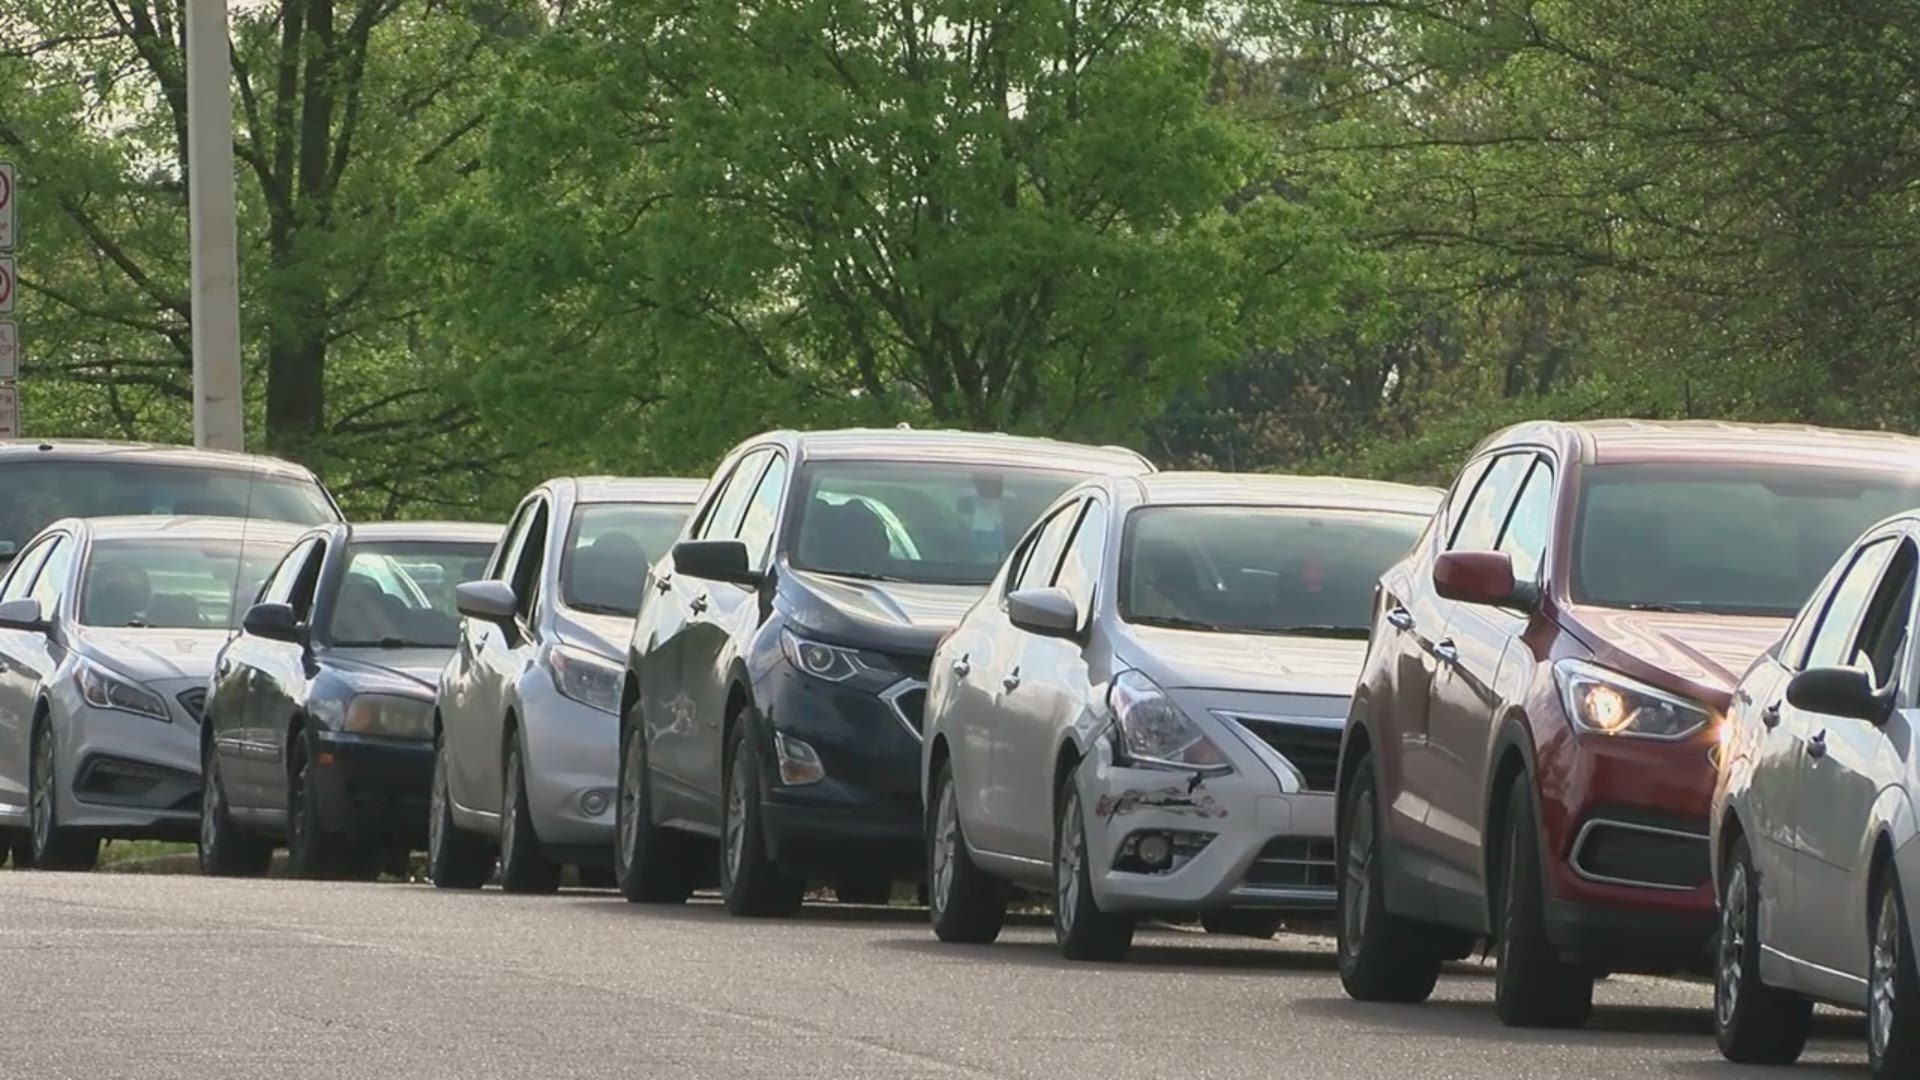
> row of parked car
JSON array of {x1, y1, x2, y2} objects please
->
[{"x1": 0, "y1": 422, "x2": 1917, "y2": 1074}]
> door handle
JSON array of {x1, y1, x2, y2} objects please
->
[
  {"x1": 1434, "y1": 639, "x2": 1459, "y2": 665},
  {"x1": 1386, "y1": 606, "x2": 1415, "y2": 631},
  {"x1": 1807, "y1": 731, "x2": 1828, "y2": 760},
  {"x1": 654, "y1": 575, "x2": 673, "y2": 594},
  {"x1": 217, "y1": 659, "x2": 231, "y2": 677},
  {"x1": 951, "y1": 655, "x2": 971, "y2": 678},
  {"x1": 1761, "y1": 702, "x2": 1781, "y2": 729},
  {"x1": 1001, "y1": 669, "x2": 1022, "y2": 692},
  {"x1": 689, "y1": 594, "x2": 709, "y2": 614}
]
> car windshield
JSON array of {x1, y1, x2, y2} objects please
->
[
  {"x1": 331, "y1": 542, "x2": 494, "y2": 648},
  {"x1": 1120, "y1": 506, "x2": 1427, "y2": 637},
  {"x1": 80, "y1": 538, "x2": 292, "y2": 630},
  {"x1": 788, "y1": 461, "x2": 1086, "y2": 586},
  {"x1": 562, "y1": 503, "x2": 693, "y2": 617},
  {"x1": 0, "y1": 460, "x2": 336, "y2": 554},
  {"x1": 1574, "y1": 464, "x2": 1920, "y2": 617}
]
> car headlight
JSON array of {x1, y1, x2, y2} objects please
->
[
  {"x1": 1107, "y1": 670, "x2": 1232, "y2": 774},
  {"x1": 344, "y1": 693, "x2": 434, "y2": 739},
  {"x1": 780, "y1": 629, "x2": 900, "y2": 692},
  {"x1": 75, "y1": 660, "x2": 170, "y2": 722},
  {"x1": 545, "y1": 644, "x2": 622, "y2": 714},
  {"x1": 1554, "y1": 659, "x2": 1712, "y2": 741}
]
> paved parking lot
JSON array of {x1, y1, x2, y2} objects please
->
[{"x1": 0, "y1": 872, "x2": 1870, "y2": 1079}]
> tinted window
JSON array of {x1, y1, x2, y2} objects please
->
[
  {"x1": 29, "y1": 537, "x2": 72, "y2": 613},
  {"x1": 511, "y1": 504, "x2": 549, "y2": 620},
  {"x1": 736, "y1": 455, "x2": 789, "y2": 570},
  {"x1": 1576, "y1": 465, "x2": 1920, "y2": 617},
  {"x1": 258, "y1": 538, "x2": 317, "y2": 607},
  {"x1": 1450, "y1": 454, "x2": 1533, "y2": 552},
  {"x1": 1, "y1": 539, "x2": 53, "y2": 604},
  {"x1": 1053, "y1": 501, "x2": 1109, "y2": 617},
  {"x1": 1498, "y1": 460, "x2": 1554, "y2": 582},
  {"x1": 0, "y1": 461, "x2": 334, "y2": 550},
  {"x1": 1122, "y1": 507, "x2": 1427, "y2": 637},
  {"x1": 1442, "y1": 458, "x2": 1493, "y2": 546},
  {"x1": 331, "y1": 542, "x2": 493, "y2": 647},
  {"x1": 561, "y1": 503, "x2": 693, "y2": 617},
  {"x1": 80, "y1": 537, "x2": 293, "y2": 629},
  {"x1": 1857, "y1": 542, "x2": 1916, "y2": 686},
  {"x1": 698, "y1": 450, "x2": 770, "y2": 541},
  {"x1": 789, "y1": 461, "x2": 1084, "y2": 586},
  {"x1": 1013, "y1": 503, "x2": 1082, "y2": 593},
  {"x1": 1804, "y1": 539, "x2": 1897, "y2": 670}
]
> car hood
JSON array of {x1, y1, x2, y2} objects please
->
[
  {"x1": 781, "y1": 568, "x2": 984, "y2": 656},
  {"x1": 326, "y1": 647, "x2": 454, "y2": 695},
  {"x1": 1562, "y1": 605, "x2": 1789, "y2": 706},
  {"x1": 76, "y1": 627, "x2": 230, "y2": 683},
  {"x1": 553, "y1": 609, "x2": 632, "y2": 662},
  {"x1": 1117, "y1": 626, "x2": 1369, "y2": 698}
]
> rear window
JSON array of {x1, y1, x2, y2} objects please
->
[
  {"x1": 0, "y1": 459, "x2": 337, "y2": 551},
  {"x1": 331, "y1": 542, "x2": 494, "y2": 647},
  {"x1": 81, "y1": 538, "x2": 294, "y2": 630},
  {"x1": 562, "y1": 503, "x2": 693, "y2": 617}
]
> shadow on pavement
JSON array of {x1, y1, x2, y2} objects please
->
[{"x1": 865, "y1": 934, "x2": 1339, "y2": 974}]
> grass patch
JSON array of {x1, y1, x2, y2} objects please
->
[{"x1": 97, "y1": 840, "x2": 195, "y2": 866}]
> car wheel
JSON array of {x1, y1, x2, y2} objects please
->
[
  {"x1": 613, "y1": 715, "x2": 694, "y2": 904},
  {"x1": 1494, "y1": 781, "x2": 1594, "y2": 1028},
  {"x1": 1714, "y1": 836, "x2": 1810, "y2": 1063},
  {"x1": 1337, "y1": 755, "x2": 1442, "y2": 1003},
  {"x1": 1201, "y1": 911, "x2": 1283, "y2": 939},
  {"x1": 1052, "y1": 772, "x2": 1133, "y2": 961},
  {"x1": 198, "y1": 742, "x2": 272, "y2": 878},
  {"x1": 497, "y1": 741, "x2": 561, "y2": 894},
  {"x1": 1870, "y1": 867, "x2": 1920, "y2": 1079},
  {"x1": 29, "y1": 723, "x2": 98, "y2": 872},
  {"x1": 834, "y1": 874, "x2": 894, "y2": 906},
  {"x1": 427, "y1": 732, "x2": 493, "y2": 890},
  {"x1": 719, "y1": 717, "x2": 804, "y2": 918},
  {"x1": 285, "y1": 732, "x2": 374, "y2": 882},
  {"x1": 927, "y1": 759, "x2": 1006, "y2": 945}
]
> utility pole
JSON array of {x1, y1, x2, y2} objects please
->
[{"x1": 185, "y1": 0, "x2": 245, "y2": 452}]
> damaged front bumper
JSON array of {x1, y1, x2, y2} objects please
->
[{"x1": 1077, "y1": 735, "x2": 1336, "y2": 915}]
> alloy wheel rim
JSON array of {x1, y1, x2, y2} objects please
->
[
  {"x1": 619, "y1": 734, "x2": 643, "y2": 871},
  {"x1": 201, "y1": 757, "x2": 221, "y2": 854},
  {"x1": 724, "y1": 751, "x2": 748, "y2": 884},
  {"x1": 1341, "y1": 794, "x2": 1374, "y2": 960},
  {"x1": 1718, "y1": 863, "x2": 1747, "y2": 1030},
  {"x1": 31, "y1": 733, "x2": 52, "y2": 852},
  {"x1": 501, "y1": 753, "x2": 518, "y2": 862},
  {"x1": 931, "y1": 783, "x2": 957, "y2": 917},
  {"x1": 429, "y1": 750, "x2": 447, "y2": 867},
  {"x1": 1056, "y1": 789, "x2": 1081, "y2": 934},
  {"x1": 1873, "y1": 888, "x2": 1899, "y2": 1057}
]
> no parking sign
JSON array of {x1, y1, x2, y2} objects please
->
[
  {"x1": 0, "y1": 162, "x2": 13, "y2": 250},
  {"x1": 0, "y1": 257, "x2": 13, "y2": 315}
]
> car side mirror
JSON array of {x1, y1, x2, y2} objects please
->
[
  {"x1": 0, "y1": 597, "x2": 47, "y2": 632},
  {"x1": 672, "y1": 539, "x2": 763, "y2": 588},
  {"x1": 455, "y1": 580, "x2": 519, "y2": 626},
  {"x1": 1007, "y1": 587, "x2": 1081, "y2": 639},
  {"x1": 1433, "y1": 550, "x2": 1536, "y2": 610},
  {"x1": 241, "y1": 602, "x2": 305, "y2": 644},
  {"x1": 1787, "y1": 666, "x2": 1893, "y2": 726}
]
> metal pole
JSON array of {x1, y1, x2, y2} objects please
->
[{"x1": 185, "y1": 0, "x2": 245, "y2": 452}]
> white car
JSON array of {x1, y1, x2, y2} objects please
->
[
  {"x1": 1712, "y1": 512, "x2": 1920, "y2": 1078},
  {"x1": 920, "y1": 473, "x2": 1440, "y2": 959}
]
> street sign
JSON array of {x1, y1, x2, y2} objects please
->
[
  {"x1": 0, "y1": 321, "x2": 15, "y2": 381},
  {"x1": 0, "y1": 383, "x2": 18, "y2": 439},
  {"x1": 0, "y1": 162, "x2": 13, "y2": 250},
  {"x1": 0, "y1": 257, "x2": 13, "y2": 315}
]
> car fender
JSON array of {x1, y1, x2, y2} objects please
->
[{"x1": 1483, "y1": 708, "x2": 1545, "y2": 929}]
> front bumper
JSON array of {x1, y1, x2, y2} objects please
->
[
  {"x1": 756, "y1": 663, "x2": 926, "y2": 878},
  {"x1": 56, "y1": 683, "x2": 204, "y2": 840},
  {"x1": 517, "y1": 676, "x2": 620, "y2": 848},
  {"x1": 309, "y1": 730, "x2": 434, "y2": 846}
]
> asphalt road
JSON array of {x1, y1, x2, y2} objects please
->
[{"x1": 0, "y1": 872, "x2": 1872, "y2": 1080}]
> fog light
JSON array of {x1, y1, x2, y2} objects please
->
[
  {"x1": 774, "y1": 731, "x2": 825, "y2": 786},
  {"x1": 1137, "y1": 833, "x2": 1173, "y2": 870},
  {"x1": 1114, "y1": 829, "x2": 1215, "y2": 875},
  {"x1": 580, "y1": 789, "x2": 611, "y2": 817}
]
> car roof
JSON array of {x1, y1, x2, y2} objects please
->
[
  {"x1": 64, "y1": 515, "x2": 311, "y2": 544},
  {"x1": 1483, "y1": 419, "x2": 1920, "y2": 471},
  {"x1": 561, "y1": 476, "x2": 707, "y2": 504},
  {"x1": 0, "y1": 438, "x2": 319, "y2": 479},
  {"x1": 780, "y1": 428, "x2": 1153, "y2": 474},
  {"x1": 344, "y1": 521, "x2": 502, "y2": 545},
  {"x1": 1131, "y1": 472, "x2": 1443, "y2": 515}
]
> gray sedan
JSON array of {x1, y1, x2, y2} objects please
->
[
  {"x1": 922, "y1": 473, "x2": 1440, "y2": 959},
  {"x1": 0, "y1": 515, "x2": 303, "y2": 870}
]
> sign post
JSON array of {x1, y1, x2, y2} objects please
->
[{"x1": 0, "y1": 160, "x2": 17, "y2": 438}]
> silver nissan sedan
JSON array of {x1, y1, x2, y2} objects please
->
[{"x1": 921, "y1": 472, "x2": 1441, "y2": 960}]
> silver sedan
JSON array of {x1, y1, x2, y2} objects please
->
[{"x1": 921, "y1": 472, "x2": 1440, "y2": 959}]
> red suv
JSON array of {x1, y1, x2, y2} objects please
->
[{"x1": 1336, "y1": 420, "x2": 1920, "y2": 1028}]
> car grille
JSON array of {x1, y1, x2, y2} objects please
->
[
  {"x1": 1227, "y1": 716, "x2": 1341, "y2": 792},
  {"x1": 1572, "y1": 819, "x2": 1710, "y2": 891},
  {"x1": 176, "y1": 688, "x2": 207, "y2": 723},
  {"x1": 1244, "y1": 838, "x2": 1338, "y2": 889}
]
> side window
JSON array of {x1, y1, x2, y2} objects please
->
[
  {"x1": 1013, "y1": 501, "x2": 1082, "y2": 594},
  {"x1": 1052, "y1": 500, "x2": 1109, "y2": 618},
  {"x1": 1855, "y1": 541, "x2": 1916, "y2": 688},
  {"x1": 510, "y1": 502, "x2": 550, "y2": 621},
  {"x1": 1803, "y1": 538, "x2": 1898, "y2": 670},
  {"x1": 1496, "y1": 459, "x2": 1555, "y2": 582},
  {"x1": 259, "y1": 539, "x2": 318, "y2": 606},
  {"x1": 1441, "y1": 457, "x2": 1494, "y2": 546},
  {"x1": 29, "y1": 537, "x2": 73, "y2": 613},
  {"x1": 696, "y1": 449, "x2": 771, "y2": 541},
  {"x1": 1, "y1": 540, "x2": 54, "y2": 604},
  {"x1": 1450, "y1": 453, "x2": 1533, "y2": 552},
  {"x1": 735, "y1": 454, "x2": 788, "y2": 570},
  {"x1": 491, "y1": 502, "x2": 538, "y2": 581},
  {"x1": 287, "y1": 542, "x2": 328, "y2": 621}
]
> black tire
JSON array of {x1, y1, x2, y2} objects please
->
[
  {"x1": 1337, "y1": 756, "x2": 1442, "y2": 1003},
  {"x1": 719, "y1": 719, "x2": 804, "y2": 918},
  {"x1": 927, "y1": 760, "x2": 1007, "y2": 944},
  {"x1": 197, "y1": 742, "x2": 272, "y2": 878},
  {"x1": 613, "y1": 716, "x2": 695, "y2": 904},
  {"x1": 427, "y1": 731, "x2": 492, "y2": 889},
  {"x1": 1201, "y1": 911, "x2": 1284, "y2": 939},
  {"x1": 1494, "y1": 782, "x2": 1594, "y2": 1028},
  {"x1": 285, "y1": 732, "x2": 375, "y2": 881},
  {"x1": 1052, "y1": 773, "x2": 1133, "y2": 961},
  {"x1": 497, "y1": 741, "x2": 561, "y2": 894},
  {"x1": 29, "y1": 723, "x2": 98, "y2": 872},
  {"x1": 1714, "y1": 836, "x2": 1810, "y2": 1064},
  {"x1": 1870, "y1": 867, "x2": 1920, "y2": 1079}
]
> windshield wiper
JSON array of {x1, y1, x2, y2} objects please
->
[
  {"x1": 1625, "y1": 602, "x2": 1689, "y2": 613},
  {"x1": 124, "y1": 618, "x2": 150, "y2": 628},
  {"x1": 568, "y1": 601, "x2": 632, "y2": 617},
  {"x1": 817, "y1": 569, "x2": 916, "y2": 584},
  {"x1": 337, "y1": 637, "x2": 444, "y2": 649},
  {"x1": 1251, "y1": 625, "x2": 1369, "y2": 640},
  {"x1": 1129, "y1": 614, "x2": 1229, "y2": 633}
]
